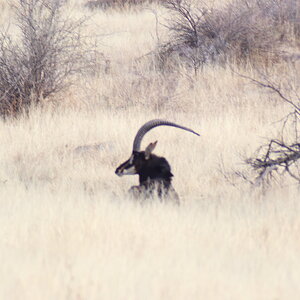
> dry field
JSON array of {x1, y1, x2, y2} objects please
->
[{"x1": 0, "y1": 1, "x2": 300, "y2": 299}]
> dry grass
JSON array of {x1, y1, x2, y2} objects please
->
[{"x1": 0, "y1": 1, "x2": 300, "y2": 299}]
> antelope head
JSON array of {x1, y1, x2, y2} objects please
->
[
  {"x1": 115, "y1": 119, "x2": 200, "y2": 179},
  {"x1": 115, "y1": 141, "x2": 157, "y2": 176}
]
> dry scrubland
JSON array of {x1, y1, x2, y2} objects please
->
[{"x1": 0, "y1": 0, "x2": 300, "y2": 299}]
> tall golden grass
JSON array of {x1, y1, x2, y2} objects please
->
[{"x1": 0, "y1": 1, "x2": 299, "y2": 299}]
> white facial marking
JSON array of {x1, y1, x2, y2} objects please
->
[{"x1": 122, "y1": 165, "x2": 137, "y2": 175}]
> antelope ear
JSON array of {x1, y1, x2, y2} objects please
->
[{"x1": 145, "y1": 141, "x2": 157, "y2": 160}]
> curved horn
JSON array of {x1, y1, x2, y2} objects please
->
[{"x1": 133, "y1": 119, "x2": 200, "y2": 152}]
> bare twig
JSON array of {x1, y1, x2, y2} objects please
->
[{"x1": 234, "y1": 71, "x2": 300, "y2": 114}]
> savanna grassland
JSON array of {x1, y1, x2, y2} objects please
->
[{"x1": 0, "y1": 0, "x2": 300, "y2": 299}]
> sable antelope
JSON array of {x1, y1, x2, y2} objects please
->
[{"x1": 115, "y1": 120, "x2": 199, "y2": 201}]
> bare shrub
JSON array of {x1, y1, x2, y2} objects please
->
[
  {"x1": 0, "y1": 0, "x2": 91, "y2": 118},
  {"x1": 259, "y1": 0, "x2": 300, "y2": 39},
  {"x1": 159, "y1": 0, "x2": 300, "y2": 72}
]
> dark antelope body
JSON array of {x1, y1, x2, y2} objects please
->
[{"x1": 115, "y1": 120, "x2": 199, "y2": 201}]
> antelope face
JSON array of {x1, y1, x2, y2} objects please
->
[
  {"x1": 115, "y1": 142, "x2": 157, "y2": 176},
  {"x1": 115, "y1": 152, "x2": 139, "y2": 176}
]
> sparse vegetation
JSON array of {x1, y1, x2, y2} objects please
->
[{"x1": 0, "y1": 0, "x2": 300, "y2": 299}]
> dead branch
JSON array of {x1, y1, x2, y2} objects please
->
[
  {"x1": 247, "y1": 139, "x2": 300, "y2": 184},
  {"x1": 237, "y1": 69, "x2": 300, "y2": 186},
  {"x1": 235, "y1": 71, "x2": 300, "y2": 114}
]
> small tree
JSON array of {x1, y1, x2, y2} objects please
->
[{"x1": 0, "y1": 0, "x2": 90, "y2": 118}]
